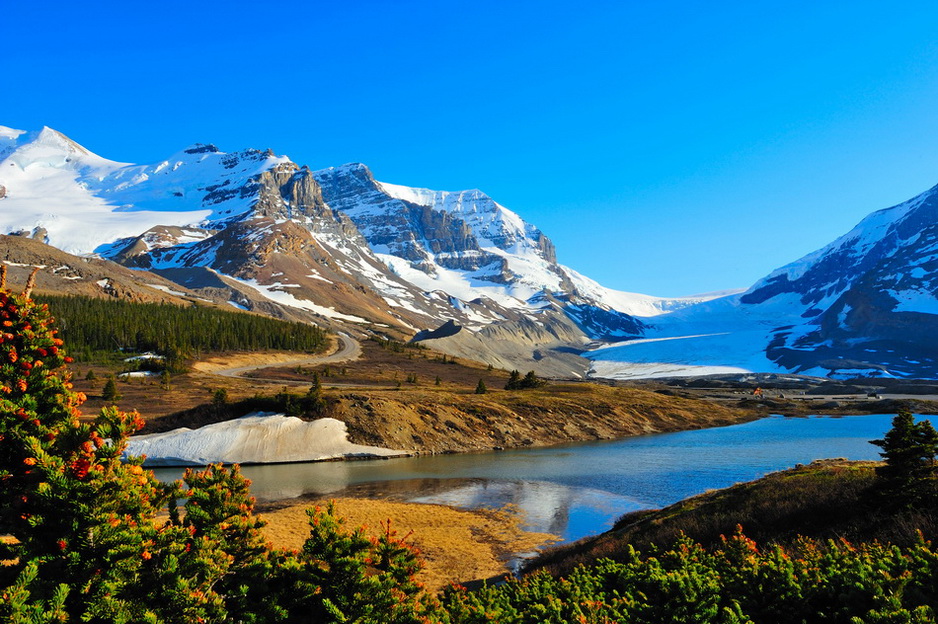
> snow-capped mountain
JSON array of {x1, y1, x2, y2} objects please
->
[
  {"x1": 1, "y1": 124, "x2": 705, "y2": 375},
  {"x1": 0, "y1": 127, "x2": 288, "y2": 255},
  {"x1": 743, "y1": 182, "x2": 938, "y2": 377},
  {"x1": 588, "y1": 183, "x2": 938, "y2": 379},
  {"x1": 13, "y1": 124, "x2": 932, "y2": 380}
]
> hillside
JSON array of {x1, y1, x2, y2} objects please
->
[{"x1": 526, "y1": 459, "x2": 938, "y2": 578}]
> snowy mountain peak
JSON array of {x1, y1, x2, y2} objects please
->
[
  {"x1": 34, "y1": 126, "x2": 93, "y2": 155},
  {"x1": 0, "y1": 125, "x2": 26, "y2": 141},
  {"x1": 1, "y1": 124, "x2": 660, "y2": 376},
  {"x1": 1, "y1": 126, "x2": 124, "y2": 174},
  {"x1": 744, "y1": 182, "x2": 938, "y2": 309},
  {"x1": 0, "y1": 126, "x2": 292, "y2": 255}
]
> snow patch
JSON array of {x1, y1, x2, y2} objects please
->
[
  {"x1": 890, "y1": 289, "x2": 938, "y2": 314},
  {"x1": 125, "y1": 413, "x2": 406, "y2": 466},
  {"x1": 231, "y1": 276, "x2": 370, "y2": 323}
]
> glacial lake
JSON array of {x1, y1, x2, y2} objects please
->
[{"x1": 152, "y1": 414, "x2": 913, "y2": 543}]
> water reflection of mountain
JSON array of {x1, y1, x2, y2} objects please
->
[
  {"x1": 409, "y1": 479, "x2": 644, "y2": 540},
  {"x1": 272, "y1": 477, "x2": 640, "y2": 542}
]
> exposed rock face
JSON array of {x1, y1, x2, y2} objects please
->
[
  {"x1": 419, "y1": 310, "x2": 595, "y2": 378},
  {"x1": 312, "y1": 163, "x2": 504, "y2": 273},
  {"x1": 0, "y1": 183, "x2": 6, "y2": 199}
]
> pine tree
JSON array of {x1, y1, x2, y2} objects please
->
[
  {"x1": 520, "y1": 370, "x2": 546, "y2": 389},
  {"x1": 101, "y1": 376, "x2": 121, "y2": 401},
  {"x1": 475, "y1": 379, "x2": 487, "y2": 395},
  {"x1": 505, "y1": 370, "x2": 522, "y2": 390},
  {"x1": 871, "y1": 410, "x2": 938, "y2": 507},
  {"x1": 305, "y1": 373, "x2": 327, "y2": 416}
]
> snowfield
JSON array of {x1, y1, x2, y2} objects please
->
[{"x1": 125, "y1": 413, "x2": 407, "y2": 466}]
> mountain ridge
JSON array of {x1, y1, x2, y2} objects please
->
[
  {"x1": 4, "y1": 123, "x2": 936, "y2": 379},
  {"x1": 2, "y1": 124, "x2": 692, "y2": 376}
]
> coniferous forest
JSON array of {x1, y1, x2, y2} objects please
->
[{"x1": 35, "y1": 295, "x2": 328, "y2": 361}]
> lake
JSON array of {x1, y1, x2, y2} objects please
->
[{"x1": 152, "y1": 414, "x2": 908, "y2": 543}]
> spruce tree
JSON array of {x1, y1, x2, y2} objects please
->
[
  {"x1": 505, "y1": 370, "x2": 522, "y2": 390},
  {"x1": 305, "y1": 372, "x2": 327, "y2": 416},
  {"x1": 102, "y1": 376, "x2": 121, "y2": 402},
  {"x1": 475, "y1": 379, "x2": 487, "y2": 394},
  {"x1": 212, "y1": 387, "x2": 228, "y2": 406},
  {"x1": 871, "y1": 410, "x2": 938, "y2": 507},
  {"x1": 520, "y1": 370, "x2": 545, "y2": 388}
]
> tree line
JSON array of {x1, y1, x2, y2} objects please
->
[{"x1": 36, "y1": 295, "x2": 328, "y2": 361}]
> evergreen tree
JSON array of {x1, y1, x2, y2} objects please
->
[
  {"x1": 102, "y1": 376, "x2": 121, "y2": 402},
  {"x1": 520, "y1": 370, "x2": 546, "y2": 389},
  {"x1": 305, "y1": 373, "x2": 327, "y2": 416},
  {"x1": 871, "y1": 410, "x2": 938, "y2": 507},
  {"x1": 505, "y1": 370, "x2": 522, "y2": 390},
  {"x1": 475, "y1": 379, "x2": 487, "y2": 395},
  {"x1": 212, "y1": 388, "x2": 228, "y2": 407}
]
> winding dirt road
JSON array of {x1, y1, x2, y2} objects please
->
[{"x1": 194, "y1": 333, "x2": 361, "y2": 381}]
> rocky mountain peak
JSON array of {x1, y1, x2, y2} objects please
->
[{"x1": 183, "y1": 143, "x2": 221, "y2": 155}]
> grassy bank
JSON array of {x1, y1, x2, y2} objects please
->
[{"x1": 526, "y1": 459, "x2": 938, "y2": 578}]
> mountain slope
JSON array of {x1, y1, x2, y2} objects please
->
[
  {"x1": 745, "y1": 183, "x2": 938, "y2": 377},
  {"x1": 588, "y1": 183, "x2": 938, "y2": 379},
  {"x1": 0, "y1": 124, "x2": 667, "y2": 374},
  {"x1": 10, "y1": 123, "x2": 934, "y2": 380}
]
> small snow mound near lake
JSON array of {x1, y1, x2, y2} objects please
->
[
  {"x1": 126, "y1": 413, "x2": 407, "y2": 466},
  {"x1": 118, "y1": 371, "x2": 160, "y2": 379}
]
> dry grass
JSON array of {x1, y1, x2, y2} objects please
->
[{"x1": 260, "y1": 497, "x2": 559, "y2": 590}]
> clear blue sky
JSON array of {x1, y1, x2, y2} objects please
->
[{"x1": 3, "y1": 1, "x2": 938, "y2": 297}]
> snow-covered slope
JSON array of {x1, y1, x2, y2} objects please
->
[
  {"x1": 588, "y1": 183, "x2": 938, "y2": 379},
  {"x1": 0, "y1": 126, "x2": 288, "y2": 255}
]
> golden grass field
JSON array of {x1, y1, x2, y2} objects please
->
[{"x1": 259, "y1": 497, "x2": 559, "y2": 590}]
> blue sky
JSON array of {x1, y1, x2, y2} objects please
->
[{"x1": 3, "y1": 1, "x2": 938, "y2": 297}]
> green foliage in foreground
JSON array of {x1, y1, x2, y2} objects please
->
[
  {"x1": 440, "y1": 532, "x2": 938, "y2": 624},
  {"x1": 5, "y1": 284, "x2": 938, "y2": 623},
  {"x1": 36, "y1": 294, "x2": 328, "y2": 363}
]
